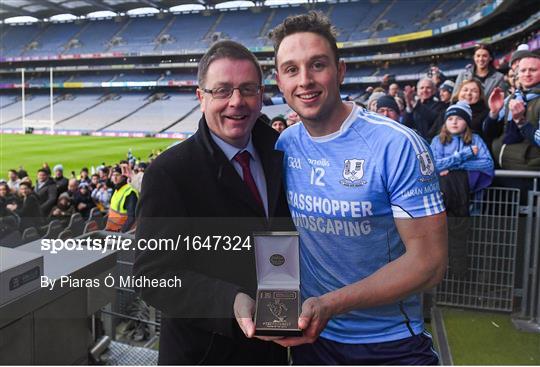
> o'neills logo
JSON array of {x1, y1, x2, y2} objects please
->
[{"x1": 270, "y1": 254, "x2": 285, "y2": 266}]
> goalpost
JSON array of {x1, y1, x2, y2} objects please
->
[{"x1": 21, "y1": 68, "x2": 56, "y2": 132}]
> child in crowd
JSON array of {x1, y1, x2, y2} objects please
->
[{"x1": 431, "y1": 101, "x2": 494, "y2": 278}]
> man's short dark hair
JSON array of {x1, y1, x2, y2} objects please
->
[
  {"x1": 270, "y1": 11, "x2": 339, "y2": 67},
  {"x1": 197, "y1": 40, "x2": 262, "y2": 88},
  {"x1": 8, "y1": 169, "x2": 17, "y2": 175},
  {"x1": 37, "y1": 168, "x2": 49, "y2": 175}
]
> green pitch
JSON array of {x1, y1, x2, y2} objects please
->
[
  {"x1": 0, "y1": 133, "x2": 179, "y2": 180},
  {"x1": 442, "y1": 307, "x2": 540, "y2": 365}
]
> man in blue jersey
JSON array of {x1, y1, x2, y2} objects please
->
[{"x1": 268, "y1": 11, "x2": 448, "y2": 364}]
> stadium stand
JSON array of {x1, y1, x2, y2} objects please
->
[
  {"x1": 154, "y1": 12, "x2": 219, "y2": 52},
  {"x1": 103, "y1": 93, "x2": 199, "y2": 133},
  {"x1": 58, "y1": 94, "x2": 150, "y2": 131},
  {"x1": 0, "y1": 95, "x2": 59, "y2": 126},
  {"x1": 23, "y1": 22, "x2": 82, "y2": 57},
  {"x1": 65, "y1": 18, "x2": 124, "y2": 54},
  {"x1": 165, "y1": 106, "x2": 203, "y2": 133},
  {"x1": 107, "y1": 16, "x2": 170, "y2": 53},
  {"x1": 0, "y1": 23, "x2": 41, "y2": 58},
  {"x1": 0, "y1": 0, "x2": 492, "y2": 58}
]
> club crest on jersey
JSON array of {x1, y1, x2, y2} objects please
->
[
  {"x1": 417, "y1": 151, "x2": 436, "y2": 182},
  {"x1": 340, "y1": 159, "x2": 367, "y2": 187}
]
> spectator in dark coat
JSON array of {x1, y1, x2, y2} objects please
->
[
  {"x1": 35, "y1": 168, "x2": 58, "y2": 217},
  {"x1": 73, "y1": 182, "x2": 95, "y2": 219},
  {"x1": 79, "y1": 167, "x2": 91, "y2": 185},
  {"x1": 12, "y1": 181, "x2": 43, "y2": 231},
  {"x1": 403, "y1": 77, "x2": 447, "y2": 140},
  {"x1": 65, "y1": 178, "x2": 78, "y2": 199},
  {"x1": 0, "y1": 182, "x2": 17, "y2": 217},
  {"x1": 53, "y1": 164, "x2": 68, "y2": 195},
  {"x1": 49, "y1": 192, "x2": 75, "y2": 223}
]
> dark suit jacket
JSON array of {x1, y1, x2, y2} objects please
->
[
  {"x1": 36, "y1": 178, "x2": 58, "y2": 217},
  {"x1": 134, "y1": 116, "x2": 292, "y2": 365},
  {"x1": 404, "y1": 97, "x2": 446, "y2": 140}
]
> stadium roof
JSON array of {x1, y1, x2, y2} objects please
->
[{"x1": 0, "y1": 0, "x2": 283, "y2": 21}]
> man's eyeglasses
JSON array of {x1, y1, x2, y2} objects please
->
[{"x1": 202, "y1": 84, "x2": 261, "y2": 99}]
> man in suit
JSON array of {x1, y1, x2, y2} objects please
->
[
  {"x1": 35, "y1": 168, "x2": 58, "y2": 216},
  {"x1": 134, "y1": 40, "x2": 290, "y2": 365}
]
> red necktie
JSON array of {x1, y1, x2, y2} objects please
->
[{"x1": 234, "y1": 151, "x2": 264, "y2": 209}]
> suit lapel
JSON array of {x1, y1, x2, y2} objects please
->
[{"x1": 216, "y1": 159, "x2": 266, "y2": 216}]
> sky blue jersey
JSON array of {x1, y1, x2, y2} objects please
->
[{"x1": 276, "y1": 103, "x2": 445, "y2": 344}]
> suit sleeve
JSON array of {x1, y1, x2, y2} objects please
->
[
  {"x1": 134, "y1": 163, "x2": 243, "y2": 339},
  {"x1": 40, "y1": 184, "x2": 58, "y2": 215}
]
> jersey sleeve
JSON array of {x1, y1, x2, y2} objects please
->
[{"x1": 384, "y1": 131, "x2": 445, "y2": 218}]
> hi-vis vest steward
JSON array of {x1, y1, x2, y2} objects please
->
[{"x1": 105, "y1": 183, "x2": 139, "y2": 232}]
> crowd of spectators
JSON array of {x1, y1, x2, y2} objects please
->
[{"x1": 0, "y1": 152, "x2": 153, "y2": 238}]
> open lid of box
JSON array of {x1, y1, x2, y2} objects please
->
[{"x1": 253, "y1": 231, "x2": 299, "y2": 289}]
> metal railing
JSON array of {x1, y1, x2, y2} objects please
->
[{"x1": 437, "y1": 170, "x2": 540, "y2": 322}]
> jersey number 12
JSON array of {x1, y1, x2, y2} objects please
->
[{"x1": 310, "y1": 167, "x2": 326, "y2": 187}]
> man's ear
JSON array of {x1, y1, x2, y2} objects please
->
[
  {"x1": 196, "y1": 88, "x2": 205, "y2": 113},
  {"x1": 338, "y1": 60, "x2": 346, "y2": 84}
]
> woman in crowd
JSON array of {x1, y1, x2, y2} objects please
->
[
  {"x1": 430, "y1": 101, "x2": 494, "y2": 278},
  {"x1": 0, "y1": 182, "x2": 17, "y2": 217},
  {"x1": 453, "y1": 80, "x2": 490, "y2": 137},
  {"x1": 9, "y1": 181, "x2": 43, "y2": 231},
  {"x1": 453, "y1": 43, "x2": 504, "y2": 101}
]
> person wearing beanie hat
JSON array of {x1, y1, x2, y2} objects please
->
[
  {"x1": 510, "y1": 44, "x2": 531, "y2": 71},
  {"x1": 366, "y1": 91, "x2": 386, "y2": 112},
  {"x1": 49, "y1": 191, "x2": 75, "y2": 222},
  {"x1": 431, "y1": 101, "x2": 494, "y2": 278},
  {"x1": 53, "y1": 163, "x2": 68, "y2": 195},
  {"x1": 431, "y1": 101, "x2": 493, "y2": 177},
  {"x1": 375, "y1": 95, "x2": 400, "y2": 122},
  {"x1": 438, "y1": 80, "x2": 455, "y2": 104},
  {"x1": 444, "y1": 101, "x2": 472, "y2": 127},
  {"x1": 270, "y1": 115, "x2": 287, "y2": 134}
]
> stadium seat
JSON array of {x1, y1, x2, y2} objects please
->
[
  {"x1": 21, "y1": 227, "x2": 41, "y2": 243},
  {"x1": 66, "y1": 213, "x2": 85, "y2": 237},
  {"x1": 88, "y1": 207, "x2": 100, "y2": 219},
  {"x1": 41, "y1": 220, "x2": 65, "y2": 239},
  {"x1": 88, "y1": 209, "x2": 106, "y2": 229},
  {"x1": 58, "y1": 229, "x2": 73, "y2": 240},
  {"x1": 98, "y1": 213, "x2": 108, "y2": 230},
  {"x1": 83, "y1": 220, "x2": 99, "y2": 234},
  {"x1": 0, "y1": 230, "x2": 22, "y2": 248}
]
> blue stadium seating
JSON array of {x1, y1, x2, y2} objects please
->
[
  {"x1": 67, "y1": 19, "x2": 124, "y2": 54},
  {"x1": 0, "y1": 0, "x2": 486, "y2": 57}
]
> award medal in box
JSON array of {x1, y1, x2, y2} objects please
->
[{"x1": 253, "y1": 232, "x2": 301, "y2": 336}]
